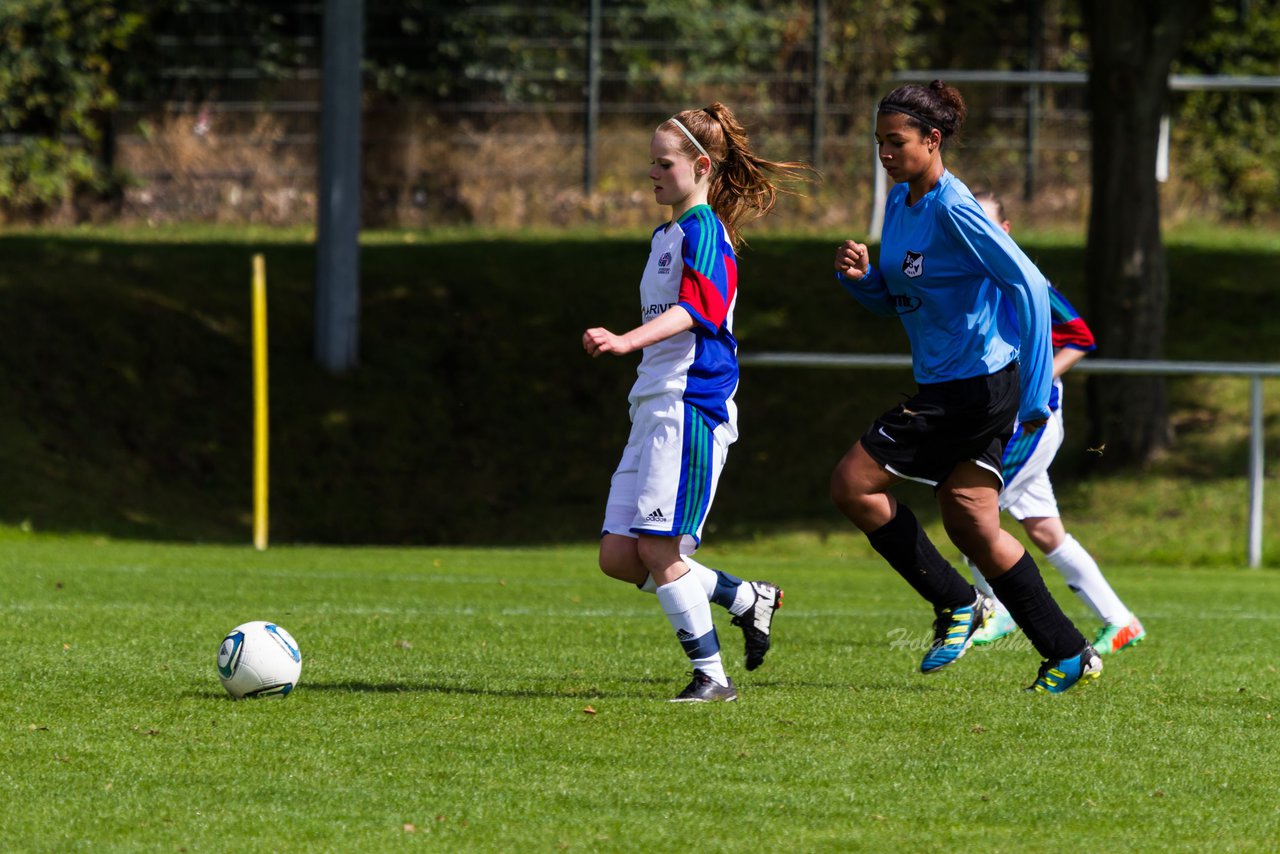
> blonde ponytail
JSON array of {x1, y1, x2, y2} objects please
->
[{"x1": 659, "y1": 103, "x2": 813, "y2": 247}]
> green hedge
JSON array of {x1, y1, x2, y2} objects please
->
[{"x1": 1, "y1": 231, "x2": 1277, "y2": 545}]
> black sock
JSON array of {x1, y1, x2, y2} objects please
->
[
  {"x1": 866, "y1": 504, "x2": 974, "y2": 611},
  {"x1": 988, "y1": 551, "x2": 1086, "y2": 660}
]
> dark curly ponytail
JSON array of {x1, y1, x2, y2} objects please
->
[{"x1": 878, "y1": 80, "x2": 968, "y2": 145}]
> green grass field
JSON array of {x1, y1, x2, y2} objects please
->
[
  {"x1": 3, "y1": 533, "x2": 1277, "y2": 851},
  {"x1": 1, "y1": 225, "x2": 1278, "y2": 849}
]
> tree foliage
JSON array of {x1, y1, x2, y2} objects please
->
[
  {"x1": 113, "y1": 0, "x2": 319, "y2": 103},
  {"x1": 363, "y1": 1, "x2": 590, "y2": 104},
  {"x1": 0, "y1": 0, "x2": 143, "y2": 210},
  {"x1": 1175, "y1": 1, "x2": 1280, "y2": 219},
  {"x1": 4, "y1": 0, "x2": 1280, "y2": 219}
]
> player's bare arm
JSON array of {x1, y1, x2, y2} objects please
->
[
  {"x1": 583, "y1": 305, "x2": 696, "y2": 358},
  {"x1": 1052, "y1": 347, "x2": 1087, "y2": 380}
]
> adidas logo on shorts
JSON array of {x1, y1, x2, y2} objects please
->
[{"x1": 645, "y1": 508, "x2": 667, "y2": 522}]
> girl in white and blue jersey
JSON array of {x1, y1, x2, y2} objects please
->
[
  {"x1": 832, "y1": 80, "x2": 1100, "y2": 694},
  {"x1": 965, "y1": 191, "x2": 1146, "y2": 657},
  {"x1": 584, "y1": 103, "x2": 809, "y2": 702}
]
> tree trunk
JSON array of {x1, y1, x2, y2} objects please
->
[{"x1": 1083, "y1": 0, "x2": 1208, "y2": 467}]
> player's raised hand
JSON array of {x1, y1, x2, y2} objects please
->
[
  {"x1": 583, "y1": 326, "x2": 630, "y2": 357},
  {"x1": 835, "y1": 239, "x2": 870, "y2": 279}
]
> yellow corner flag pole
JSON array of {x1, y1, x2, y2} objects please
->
[{"x1": 252, "y1": 254, "x2": 269, "y2": 551}]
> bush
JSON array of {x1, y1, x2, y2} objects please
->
[
  {"x1": 0, "y1": 0, "x2": 143, "y2": 215},
  {"x1": 1174, "y1": 2, "x2": 1280, "y2": 221}
]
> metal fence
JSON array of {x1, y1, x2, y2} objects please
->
[
  {"x1": 109, "y1": 2, "x2": 1088, "y2": 228},
  {"x1": 94, "y1": 4, "x2": 1280, "y2": 230},
  {"x1": 740, "y1": 352, "x2": 1280, "y2": 568}
]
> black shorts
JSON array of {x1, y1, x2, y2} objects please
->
[{"x1": 860, "y1": 361, "x2": 1019, "y2": 488}]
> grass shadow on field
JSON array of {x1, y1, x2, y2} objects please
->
[{"x1": 1, "y1": 232, "x2": 1277, "y2": 547}]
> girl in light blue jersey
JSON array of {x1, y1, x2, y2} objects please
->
[
  {"x1": 831, "y1": 80, "x2": 1100, "y2": 694},
  {"x1": 584, "y1": 103, "x2": 808, "y2": 702}
]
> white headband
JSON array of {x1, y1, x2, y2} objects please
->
[{"x1": 668, "y1": 118, "x2": 710, "y2": 160}]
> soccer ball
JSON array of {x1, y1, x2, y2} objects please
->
[{"x1": 216, "y1": 621, "x2": 302, "y2": 699}]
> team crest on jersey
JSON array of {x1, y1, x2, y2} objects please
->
[
  {"x1": 902, "y1": 250, "x2": 924, "y2": 278},
  {"x1": 657, "y1": 251, "x2": 673, "y2": 274}
]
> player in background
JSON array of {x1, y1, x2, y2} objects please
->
[
  {"x1": 832, "y1": 80, "x2": 1101, "y2": 693},
  {"x1": 583, "y1": 103, "x2": 809, "y2": 702},
  {"x1": 966, "y1": 190, "x2": 1146, "y2": 655}
]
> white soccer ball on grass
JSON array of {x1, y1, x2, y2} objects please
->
[{"x1": 216, "y1": 621, "x2": 302, "y2": 699}]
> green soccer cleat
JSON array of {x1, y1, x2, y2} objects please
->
[
  {"x1": 1093, "y1": 616, "x2": 1147, "y2": 655},
  {"x1": 971, "y1": 609, "x2": 1019, "y2": 646}
]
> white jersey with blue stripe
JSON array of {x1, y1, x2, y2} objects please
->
[
  {"x1": 629, "y1": 205, "x2": 739, "y2": 428},
  {"x1": 840, "y1": 171, "x2": 1053, "y2": 422}
]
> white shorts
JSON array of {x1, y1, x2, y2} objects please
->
[
  {"x1": 998, "y1": 409, "x2": 1064, "y2": 520},
  {"x1": 601, "y1": 394, "x2": 737, "y2": 549}
]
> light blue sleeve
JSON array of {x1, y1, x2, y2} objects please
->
[
  {"x1": 836, "y1": 266, "x2": 897, "y2": 317},
  {"x1": 940, "y1": 201, "x2": 1053, "y2": 422}
]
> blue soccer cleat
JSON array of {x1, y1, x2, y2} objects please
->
[
  {"x1": 1026, "y1": 644, "x2": 1103, "y2": 694},
  {"x1": 920, "y1": 593, "x2": 993, "y2": 674}
]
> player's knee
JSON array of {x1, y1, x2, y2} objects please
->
[
  {"x1": 938, "y1": 494, "x2": 993, "y2": 556},
  {"x1": 635, "y1": 536, "x2": 691, "y2": 585},
  {"x1": 1025, "y1": 524, "x2": 1062, "y2": 554},
  {"x1": 832, "y1": 473, "x2": 895, "y2": 534},
  {"x1": 1015, "y1": 513, "x2": 1061, "y2": 550},
  {"x1": 830, "y1": 467, "x2": 867, "y2": 515},
  {"x1": 598, "y1": 536, "x2": 642, "y2": 582},
  {"x1": 830, "y1": 443, "x2": 895, "y2": 526},
  {"x1": 944, "y1": 520, "x2": 987, "y2": 560},
  {"x1": 597, "y1": 550, "x2": 624, "y2": 578},
  {"x1": 633, "y1": 535, "x2": 667, "y2": 571}
]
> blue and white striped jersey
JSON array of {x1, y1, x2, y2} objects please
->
[{"x1": 631, "y1": 204, "x2": 739, "y2": 427}]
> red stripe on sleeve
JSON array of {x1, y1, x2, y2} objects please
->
[
  {"x1": 1052, "y1": 317, "x2": 1096, "y2": 350},
  {"x1": 679, "y1": 266, "x2": 729, "y2": 331}
]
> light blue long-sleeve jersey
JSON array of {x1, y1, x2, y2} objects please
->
[{"x1": 839, "y1": 170, "x2": 1053, "y2": 422}]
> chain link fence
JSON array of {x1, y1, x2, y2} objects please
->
[{"x1": 106, "y1": 3, "x2": 1114, "y2": 231}]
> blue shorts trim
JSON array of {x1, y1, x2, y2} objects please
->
[
  {"x1": 673, "y1": 403, "x2": 715, "y2": 539},
  {"x1": 1002, "y1": 421, "x2": 1046, "y2": 483}
]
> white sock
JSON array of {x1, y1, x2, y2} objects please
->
[
  {"x1": 677, "y1": 555, "x2": 719, "y2": 599},
  {"x1": 681, "y1": 555, "x2": 754, "y2": 616},
  {"x1": 965, "y1": 556, "x2": 1008, "y2": 616},
  {"x1": 1045, "y1": 534, "x2": 1132, "y2": 626},
  {"x1": 631, "y1": 553, "x2": 755, "y2": 617},
  {"x1": 655, "y1": 571, "x2": 726, "y2": 685}
]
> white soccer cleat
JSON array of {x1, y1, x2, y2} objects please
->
[{"x1": 731, "y1": 581, "x2": 783, "y2": 671}]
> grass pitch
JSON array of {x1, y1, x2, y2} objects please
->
[{"x1": 2, "y1": 533, "x2": 1277, "y2": 851}]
